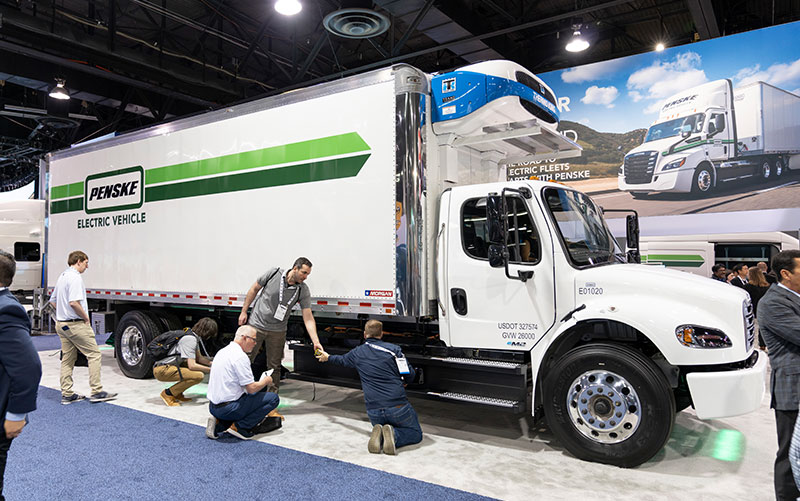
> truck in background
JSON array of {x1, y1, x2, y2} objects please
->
[
  {"x1": 0, "y1": 199, "x2": 44, "y2": 300},
  {"x1": 619, "y1": 79, "x2": 800, "y2": 197},
  {"x1": 38, "y1": 61, "x2": 765, "y2": 468},
  {"x1": 640, "y1": 231, "x2": 799, "y2": 277}
]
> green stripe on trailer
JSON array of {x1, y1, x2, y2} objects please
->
[
  {"x1": 51, "y1": 182, "x2": 85, "y2": 201},
  {"x1": 144, "y1": 132, "x2": 370, "y2": 185},
  {"x1": 51, "y1": 197, "x2": 84, "y2": 214},
  {"x1": 144, "y1": 154, "x2": 371, "y2": 203}
]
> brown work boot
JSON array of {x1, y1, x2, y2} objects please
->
[
  {"x1": 173, "y1": 393, "x2": 192, "y2": 402},
  {"x1": 268, "y1": 409, "x2": 285, "y2": 421},
  {"x1": 160, "y1": 389, "x2": 181, "y2": 407}
]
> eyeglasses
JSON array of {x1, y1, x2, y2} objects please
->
[{"x1": 244, "y1": 335, "x2": 257, "y2": 341}]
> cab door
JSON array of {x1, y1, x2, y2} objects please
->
[{"x1": 444, "y1": 185, "x2": 556, "y2": 351}]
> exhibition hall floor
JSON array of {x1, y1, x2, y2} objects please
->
[{"x1": 24, "y1": 343, "x2": 775, "y2": 500}]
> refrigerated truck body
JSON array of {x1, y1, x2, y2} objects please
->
[
  {"x1": 619, "y1": 79, "x2": 800, "y2": 196},
  {"x1": 41, "y1": 61, "x2": 764, "y2": 468}
]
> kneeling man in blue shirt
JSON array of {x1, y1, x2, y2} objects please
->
[{"x1": 317, "y1": 319, "x2": 422, "y2": 454}]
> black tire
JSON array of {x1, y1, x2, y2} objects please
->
[
  {"x1": 542, "y1": 343, "x2": 675, "y2": 467},
  {"x1": 630, "y1": 191, "x2": 649, "y2": 200},
  {"x1": 690, "y1": 164, "x2": 714, "y2": 196},
  {"x1": 154, "y1": 310, "x2": 183, "y2": 331},
  {"x1": 114, "y1": 310, "x2": 166, "y2": 379}
]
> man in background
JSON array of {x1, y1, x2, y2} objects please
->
[
  {"x1": 730, "y1": 263, "x2": 749, "y2": 289},
  {"x1": 0, "y1": 250, "x2": 42, "y2": 500},
  {"x1": 711, "y1": 264, "x2": 728, "y2": 282},
  {"x1": 758, "y1": 250, "x2": 800, "y2": 500},
  {"x1": 49, "y1": 251, "x2": 116, "y2": 404}
]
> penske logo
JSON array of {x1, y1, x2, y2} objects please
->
[{"x1": 85, "y1": 166, "x2": 144, "y2": 214}]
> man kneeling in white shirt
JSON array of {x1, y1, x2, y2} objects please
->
[{"x1": 206, "y1": 325, "x2": 281, "y2": 440}]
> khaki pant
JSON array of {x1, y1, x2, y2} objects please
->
[
  {"x1": 248, "y1": 328, "x2": 286, "y2": 393},
  {"x1": 152, "y1": 364, "x2": 204, "y2": 396},
  {"x1": 56, "y1": 320, "x2": 103, "y2": 396}
]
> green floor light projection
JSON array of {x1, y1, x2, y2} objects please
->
[{"x1": 711, "y1": 429, "x2": 744, "y2": 462}]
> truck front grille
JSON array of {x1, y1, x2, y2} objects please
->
[
  {"x1": 743, "y1": 299, "x2": 755, "y2": 351},
  {"x1": 624, "y1": 151, "x2": 658, "y2": 184}
]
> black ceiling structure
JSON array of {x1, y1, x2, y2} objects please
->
[{"x1": 1, "y1": 0, "x2": 799, "y2": 191}]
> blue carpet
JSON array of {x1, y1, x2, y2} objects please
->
[
  {"x1": 31, "y1": 333, "x2": 111, "y2": 352},
  {"x1": 4, "y1": 387, "x2": 493, "y2": 500}
]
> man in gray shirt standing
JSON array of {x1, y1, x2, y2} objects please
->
[{"x1": 238, "y1": 257, "x2": 323, "y2": 397}]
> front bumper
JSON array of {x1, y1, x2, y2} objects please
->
[
  {"x1": 686, "y1": 350, "x2": 766, "y2": 420},
  {"x1": 618, "y1": 168, "x2": 692, "y2": 193}
]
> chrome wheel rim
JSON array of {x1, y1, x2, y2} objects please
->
[
  {"x1": 762, "y1": 161, "x2": 771, "y2": 179},
  {"x1": 567, "y1": 369, "x2": 642, "y2": 444},
  {"x1": 696, "y1": 170, "x2": 712, "y2": 192},
  {"x1": 120, "y1": 325, "x2": 144, "y2": 366}
]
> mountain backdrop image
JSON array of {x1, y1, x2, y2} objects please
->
[{"x1": 559, "y1": 120, "x2": 646, "y2": 178}]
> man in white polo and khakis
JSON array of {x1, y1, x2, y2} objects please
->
[{"x1": 49, "y1": 250, "x2": 117, "y2": 405}]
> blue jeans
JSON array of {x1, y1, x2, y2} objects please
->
[
  {"x1": 209, "y1": 392, "x2": 280, "y2": 430},
  {"x1": 366, "y1": 402, "x2": 422, "y2": 448}
]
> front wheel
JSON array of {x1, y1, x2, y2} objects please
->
[
  {"x1": 114, "y1": 310, "x2": 165, "y2": 379},
  {"x1": 690, "y1": 165, "x2": 714, "y2": 196},
  {"x1": 630, "y1": 191, "x2": 649, "y2": 200},
  {"x1": 542, "y1": 343, "x2": 675, "y2": 467}
]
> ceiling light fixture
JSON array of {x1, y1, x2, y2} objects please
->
[
  {"x1": 655, "y1": 42, "x2": 666, "y2": 52},
  {"x1": 565, "y1": 26, "x2": 590, "y2": 52},
  {"x1": 49, "y1": 78, "x2": 71, "y2": 100},
  {"x1": 275, "y1": 0, "x2": 302, "y2": 16}
]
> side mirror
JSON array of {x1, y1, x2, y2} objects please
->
[
  {"x1": 486, "y1": 194, "x2": 504, "y2": 244},
  {"x1": 488, "y1": 244, "x2": 505, "y2": 268}
]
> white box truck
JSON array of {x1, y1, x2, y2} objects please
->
[
  {"x1": 641, "y1": 231, "x2": 799, "y2": 277},
  {"x1": 0, "y1": 199, "x2": 44, "y2": 298},
  {"x1": 618, "y1": 79, "x2": 800, "y2": 196},
  {"x1": 40, "y1": 61, "x2": 764, "y2": 467}
]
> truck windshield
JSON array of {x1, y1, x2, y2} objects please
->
[
  {"x1": 644, "y1": 113, "x2": 705, "y2": 142},
  {"x1": 543, "y1": 187, "x2": 625, "y2": 267}
]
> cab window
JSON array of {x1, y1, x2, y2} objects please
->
[
  {"x1": 461, "y1": 197, "x2": 540, "y2": 264},
  {"x1": 14, "y1": 242, "x2": 40, "y2": 262}
]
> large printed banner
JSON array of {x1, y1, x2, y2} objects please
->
[{"x1": 514, "y1": 21, "x2": 800, "y2": 234}]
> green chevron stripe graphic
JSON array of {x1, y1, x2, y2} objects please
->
[
  {"x1": 49, "y1": 133, "x2": 371, "y2": 214},
  {"x1": 643, "y1": 254, "x2": 705, "y2": 268},
  {"x1": 145, "y1": 154, "x2": 370, "y2": 203}
]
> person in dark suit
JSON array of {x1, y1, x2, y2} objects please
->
[
  {"x1": 758, "y1": 249, "x2": 800, "y2": 500},
  {"x1": 730, "y1": 263, "x2": 749, "y2": 289},
  {"x1": 759, "y1": 261, "x2": 778, "y2": 284},
  {"x1": 0, "y1": 250, "x2": 42, "y2": 501},
  {"x1": 745, "y1": 267, "x2": 772, "y2": 349}
]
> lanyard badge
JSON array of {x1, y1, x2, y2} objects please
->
[{"x1": 274, "y1": 271, "x2": 300, "y2": 321}]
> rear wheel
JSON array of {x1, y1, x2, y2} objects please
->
[
  {"x1": 114, "y1": 310, "x2": 165, "y2": 379},
  {"x1": 690, "y1": 165, "x2": 714, "y2": 196},
  {"x1": 759, "y1": 159, "x2": 772, "y2": 181},
  {"x1": 542, "y1": 343, "x2": 675, "y2": 467},
  {"x1": 774, "y1": 157, "x2": 785, "y2": 178},
  {"x1": 154, "y1": 310, "x2": 183, "y2": 331}
]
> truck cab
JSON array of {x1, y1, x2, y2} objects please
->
[{"x1": 619, "y1": 80, "x2": 735, "y2": 196}]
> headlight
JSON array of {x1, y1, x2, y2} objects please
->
[
  {"x1": 662, "y1": 157, "x2": 686, "y2": 171},
  {"x1": 675, "y1": 324, "x2": 732, "y2": 348}
]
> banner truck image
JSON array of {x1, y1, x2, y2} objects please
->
[
  {"x1": 39, "y1": 61, "x2": 765, "y2": 467},
  {"x1": 619, "y1": 79, "x2": 800, "y2": 197}
]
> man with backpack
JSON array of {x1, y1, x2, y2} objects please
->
[{"x1": 151, "y1": 317, "x2": 217, "y2": 406}]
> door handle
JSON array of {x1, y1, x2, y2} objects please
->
[{"x1": 450, "y1": 288, "x2": 467, "y2": 315}]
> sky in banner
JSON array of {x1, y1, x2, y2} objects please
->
[{"x1": 538, "y1": 21, "x2": 800, "y2": 134}]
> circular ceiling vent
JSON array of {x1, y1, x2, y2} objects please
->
[
  {"x1": 323, "y1": 8, "x2": 390, "y2": 39},
  {"x1": 36, "y1": 116, "x2": 79, "y2": 129}
]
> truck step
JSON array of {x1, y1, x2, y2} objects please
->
[
  {"x1": 426, "y1": 356, "x2": 524, "y2": 370},
  {"x1": 426, "y1": 391, "x2": 521, "y2": 410}
]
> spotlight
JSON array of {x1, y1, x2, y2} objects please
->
[
  {"x1": 275, "y1": 0, "x2": 301, "y2": 16},
  {"x1": 49, "y1": 78, "x2": 70, "y2": 100},
  {"x1": 565, "y1": 27, "x2": 590, "y2": 52}
]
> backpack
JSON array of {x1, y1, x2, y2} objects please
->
[{"x1": 147, "y1": 328, "x2": 193, "y2": 361}]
